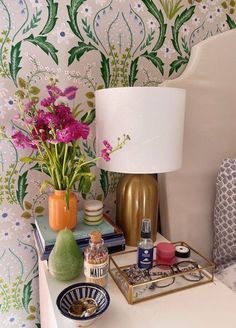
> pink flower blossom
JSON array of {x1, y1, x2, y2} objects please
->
[
  {"x1": 12, "y1": 131, "x2": 31, "y2": 149},
  {"x1": 103, "y1": 140, "x2": 112, "y2": 151},
  {"x1": 101, "y1": 149, "x2": 111, "y2": 161},
  {"x1": 55, "y1": 104, "x2": 73, "y2": 123},
  {"x1": 24, "y1": 101, "x2": 35, "y2": 112},
  {"x1": 44, "y1": 113, "x2": 60, "y2": 128},
  {"x1": 101, "y1": 140, "x2": 113, "y2": 161},
  {"x1": 56, "y1": 121, "x2": 89, "y2": 143},
  {"x1": 74, "y1": 122, "x2": 90, "y2": 140},
  {"x1": 41, "y1": 96, "x2": 55, "y2": 107},
  {"x1": 47, "y1": 85, "x2": 63, "y2": 99},
  {"x1": 63, "y1": 86, "x2": 78, "y2": 100},
  {"x1": 13, "y1": 114, "x2": 20, "y2": 121}
]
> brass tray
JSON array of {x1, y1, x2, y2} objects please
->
[{"x1": 109, "y1": 241, "x2": 215, "y2": 304}]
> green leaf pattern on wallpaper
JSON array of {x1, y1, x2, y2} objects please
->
[{"x1": 0, "y1": 0, "x2": 235, "y2": 326}]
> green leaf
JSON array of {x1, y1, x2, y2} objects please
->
[
  {"x1": 40, "y1": 0, "x2": 58, "y2": 35},
  {"x1": 171, "y1": 6, "x2": 195, "y2": 55},
  {"x1": 181, "y1": 36, "x2": 190, "y2": 55},
  {"x1": 160, "y1": 0, "x2": 184, "y2": 20},
  {"x1": 15, "y1": 90, "x2": 25, "y2": 99},
  {"x1": 67, "y1": 0, "x2": 87, "y2": 40},
  {"x1": 142, "y1": 0, "x2": 167, "y2": 51},
  {"x1": 9, "y1": 41, "x2": 22, "y2": 86},
  {"x1": 18, "y1": 77, "x2": 27, "y2": 88},
  {"x1": 100, "y1": 170, "x2": 109, "y2": 198},
  {"x1": 129, "y1": 58, "x2": 139, "y2": 86},
  {"x1": 78, "y1": 175, "x2": 92, "y2": 194},
  {"x1": 21, "y1": 211, "x2": 32, "y2": 219},
  {"x1": 140, "y1": 30, "x2": 155, "y2": 51},
  {"x1": 22, "y1": 280, "x2": 32, "y2": 312},
  {"x1": 24, "y1": 201, "x2": 32, "y2": 210},
  {"x1": 29, "y1": 305, "x2": 36, "y2": 313},
  {"x1": 35, "y1": 324, "x2": 41, "y2": 328},
  {"x1": 27, "y1": 314, "x2": 36, "y2": 320},
  {"x1": 82, "y1": 17, "x2": 99, "y2": 44},
  {"x1": 20, "y1": 157, "x2": 33, "y2": 163},
  {"x1": 68, "y1": 42, "x2": 97, "y2": 66},
  {"x1": 81, "y1": 109, "x2": 95, "y2": 125},
  {"x1": 100, "y1": 52, "x2": 111, "y2": 88},
  {"x1": 35, "y1": 206, "x2": 44, "y2": 214},
  {"x1": 169, "y1": 56, "x2": 189, "y2": 76},
  {"x1": 16, "y1": 171, "x2": 28, "y2": 210},
  {"x1": 23, "y1": 8, "x2": 42, "y2": 34},
  {"x1": 141, "y1": 52, "x2": 164, "y2": 75},
  {"x1": 82, "y1": 141, "x2": 96, "y2": 158},
  {"x1": 25, "y1": 34, "x2": 58, "y2": 64},
  {"x1": 87, "y1": 100, "x2": 94, "y2": 108},
  {"x1": 226, "y1": 14, "x2": 236, "y2": 29},
  {"x1": 29, "y1": 86, "x2": 40, "y2": 95},
  {"x1": 85, "y1": 92, "x2": 94, "y2": 99}
]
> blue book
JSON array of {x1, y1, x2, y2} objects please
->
[{"x1": 35, "y1": 211, "x2": 115, "y2": 248}]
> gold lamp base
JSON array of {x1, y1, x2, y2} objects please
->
[{"x1": 116, "y1": 174, "x2": 158, "y2": 246}]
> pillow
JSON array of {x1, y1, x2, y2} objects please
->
[{"x1": 213, "y1": 158, "x2": 236, "y2": 269}]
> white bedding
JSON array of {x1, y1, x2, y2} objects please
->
[{"x1": 216, "y1": 263, "x2": 236, "y2": 293}]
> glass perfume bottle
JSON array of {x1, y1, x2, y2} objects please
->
[{"x1": 137, "y1": 218, "x2": 154, "y2": 269}]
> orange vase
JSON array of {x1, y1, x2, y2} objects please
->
[{"x1": 48, "y1": 190, "x2": 77, "y2": 231}]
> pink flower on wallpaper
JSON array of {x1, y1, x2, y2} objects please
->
[
  {"x1": 63, "y1": 86, "x2": 78, "y2": 100},
  {"x1": 12, "y1": 131, "x2": 31, "y2": 149},
  {"x1": 47, "y1": 85, "x2": 63, "y2": 98}
]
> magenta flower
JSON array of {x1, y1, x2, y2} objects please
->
[
  {"x1": 74, "y1": 121, "x2": 90, "y2": 140},
  {"x1": 47, "y1": 85, "x2": 63, "y2": 99},
  {"x1": 100, "y1": 140, "x2": 113, "y2": 161},
  {"x1": 44, "y1": 113, "x2": 60, "y2": 128},
  {"x1": 56, "y1": 121, "x2": 89, "y2": 143},
  {"x1": 12, "y1": 131, "x2": 31, "y2": 149},
  {"x1": 24, "y1": 101, "x2": 34, "y2": 112},
  {"x1": 101, "y1": 149, "x2": 111, "y2": 161},
  {"x1": 63, "y1": 86, "x2": 78, "y2": 100},
  {"x1": 55, "y1": 104, "x2": 73, "y2": 123},
  {"x1": 56, "y1": 126, "x2": 74, "y2": 143},
  {"x1": 103, "y1": 140, "x2": 112, "y2": 151},
  {"x1": 41, "y1": 96, "x2": 55, "y2": 107}
]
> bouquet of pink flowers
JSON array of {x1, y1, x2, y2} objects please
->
[{"x1": 8, "y1": 80, "x2": 129, "y2": 207}]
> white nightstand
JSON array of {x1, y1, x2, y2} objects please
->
[{"x1": 39, "y1": 233, "x2": 236, "y2": 328}]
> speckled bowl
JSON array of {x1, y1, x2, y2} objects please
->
[{"x1": 56, "y1": 282, "x2": 110, "y2": 327}]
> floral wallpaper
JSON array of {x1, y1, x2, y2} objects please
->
[{"x1": 0, "y1": 0, "x2": 235, "y2": 326}]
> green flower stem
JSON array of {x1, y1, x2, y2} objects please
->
[
  {"x1": 62, "y1": 144, "x2": 68, "y2": 179},
  {"x1": 0, "y1": 0, "x2": 11, "y2": 77},
  {"x1": 12, "y1": 0, "x2": 29, "y2": 42},
  {"x1": 41, "y1": 142, "x2": 61, "y2": 189}
]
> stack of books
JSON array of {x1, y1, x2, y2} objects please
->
[{"x1": 34, "y1": 211, "x2": 125, "y2": 260}]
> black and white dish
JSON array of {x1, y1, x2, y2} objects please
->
[{"x1": 56, "y1": 282, "x2": 110, "y2": 327}]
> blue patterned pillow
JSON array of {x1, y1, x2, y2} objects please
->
[{"x1": 213, "y1": 158, "x2": 236, "y2": 269}]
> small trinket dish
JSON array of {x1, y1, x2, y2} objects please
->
[{"x1": 56, "y1": 282, "x2": 110, "y2": 327}]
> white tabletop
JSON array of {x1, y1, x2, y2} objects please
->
[{"x1": 39, "y1": 234, "x2": 236, "y2": 328}]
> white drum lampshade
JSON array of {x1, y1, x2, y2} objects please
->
[{"x1": 95, "y1": 87, "x2": 186, "y2": 245}]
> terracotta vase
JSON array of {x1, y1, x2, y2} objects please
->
[{"x1": 48, "y1": 190, "x2": 77, "y2": 231}]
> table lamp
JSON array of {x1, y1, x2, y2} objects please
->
[{"x1": 95, "y1": 87, "x2": 186, "y2": 246}]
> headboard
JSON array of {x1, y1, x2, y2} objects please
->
[{"x1": 159, "y1": 29, "x2": 236, "y2": 259}]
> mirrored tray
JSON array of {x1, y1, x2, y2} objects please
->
[{"x1": 109, "y1": 241, "x2": 215, "y2": 304}]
